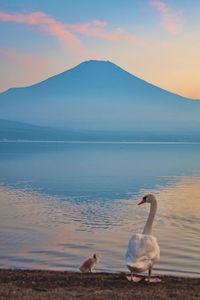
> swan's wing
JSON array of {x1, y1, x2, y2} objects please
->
[
  {"x1": 125, "y1": 234, "x2": 160, "y2": 270},
  {"x1": 125, "y1": 234, "x2": 143, "y2": 263}
]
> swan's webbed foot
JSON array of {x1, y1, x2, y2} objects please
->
[
  {"x1": 145, "y1": 277, "x2": 162, "y2": 283},
  {"x1": 126, "y1": 275, "x2": 143, "y2": 282},
  {"x1": 132, "y1": 276, "x2": 143, "y2": 282},
  {"x1": 126, "y1": 275, "x2": 132, "y2": 282}
]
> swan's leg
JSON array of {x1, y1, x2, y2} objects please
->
[
  {"x1": 145, "y1": 268, "x2": 161, "y2": 283},
  {"x1": 148, "y1": 267, "x2": 152, "y2": 281}
]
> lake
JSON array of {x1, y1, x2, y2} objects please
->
[{"x1": 0, "y1": 141, "x2": 200, "y2": 277}]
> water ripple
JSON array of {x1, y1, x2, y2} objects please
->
[{"x1": 0, "y1": 176, "x2": 200, "y2": 276}]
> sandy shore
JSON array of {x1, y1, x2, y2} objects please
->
[{"x1": 0, "y1": 269, "x2": 199, "y2": 300}]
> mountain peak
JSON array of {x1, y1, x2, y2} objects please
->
[
  {"x1": 80, "y1": 59, "x2": 113, "y2": 64},
  {"x1": 58, "y1": 59, "x2": 140, "y2": 86},
  {"x1": 70, "y1": 59, "x2": 122, "y2": 73},
  {"x1": 78, "y1": 60, "x2": 116, "y2": 67}
]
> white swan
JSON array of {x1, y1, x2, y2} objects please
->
[{"x1": 125, "y1": 194, "x2": 161, "y2": 283}]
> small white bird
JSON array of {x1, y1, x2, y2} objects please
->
[
  {"x1": 125, "y1": 194, "x2": 161, "y2": 283},
  {"x1": 79, "y1": 253, "x2": 100, "y2": 273}
]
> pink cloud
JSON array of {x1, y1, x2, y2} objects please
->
[
  {"x1": 149, "y1": 0, "x2": 181, "y2": 35},
  {"x1": 0, "y1": 11, "x2": 86, "y2": 54},
  {"x1": 68, "y1": 20, "x2": 142, "y2": 45},
  {"x1": 0, "y1": 11, "x2": 142, "y2": 51},
  {"x1": 0, "y1": 48, "x2": 52, "y2": 69}
]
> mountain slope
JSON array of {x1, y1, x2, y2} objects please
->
[{"x1": 0, "y1": 60, "x2": 200, "y2": 138}]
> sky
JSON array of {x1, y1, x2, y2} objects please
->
[{"x1": 0, "y1": 0, "x2": 200, "y2": 99}]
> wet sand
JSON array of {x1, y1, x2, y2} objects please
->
[{"x1": 0, "y1": 269, "x2": 199, "y2": 300}]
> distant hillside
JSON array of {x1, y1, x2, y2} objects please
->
[
  {"x1": 0, "y1": 119, "x2": 69, "y2": 141},
  {"x1": 0, "y1": 119, "x2": 199, "y2": 142},
  {"x1": 0, "y1": 60, "x2": 200, "y2": 141}
]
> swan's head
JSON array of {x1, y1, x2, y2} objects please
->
[
  {"x1": 93, "y1": 253, "x2": 100, "y2": 262},
  {"x1": 138, "y1": 194, "x2": 156, "y2": 205}
]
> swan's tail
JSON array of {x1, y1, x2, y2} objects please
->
[{"x1": 126, "y1": 257, "x2": 152, "y2": 273}]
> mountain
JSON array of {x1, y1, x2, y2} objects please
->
[{"x1": 0, "y1": 60, "x2": 200, "y2": 141}]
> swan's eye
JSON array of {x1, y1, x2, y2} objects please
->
[{"x1": 143, "y1": 196, "x2": 147, "y2": 202}]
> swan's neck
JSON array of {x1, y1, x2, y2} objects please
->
[{"x1": 142, "y1": 200, "x2": 157, "y2": 235}]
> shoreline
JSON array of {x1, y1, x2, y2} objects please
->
[
  {"x1": 0, "y1": 269, "x2": 199, "y2": 299},
  {"x1": 1, "y1": 140, "x2": 200, "y2": 144}
]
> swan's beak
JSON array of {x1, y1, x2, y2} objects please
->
[{"x1": 138, "y1": 199, "x2": 145, "y2": 205}]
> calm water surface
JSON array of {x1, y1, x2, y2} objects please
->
[{"x1": 0, "y1": 142, "x2": 200, "y2": 277}]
